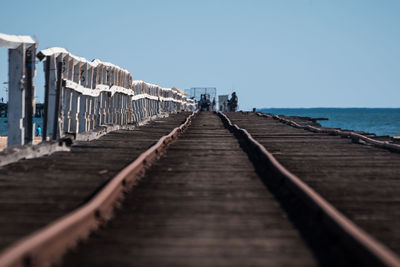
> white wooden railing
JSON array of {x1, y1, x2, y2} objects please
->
[
  {"x1": 0, "y1": 33, "x2": 196, "y2": 146},
  {"x1": 0, "y1": 33, "x2": 37, "y2": 146},
  {"x1": 37, "y1": 47, "x2": 196, "y2": 140}
]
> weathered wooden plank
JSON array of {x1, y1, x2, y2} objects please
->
[
  {"x1": 228, "y1": 112, "x2": 400, "y2": 256},
  {"x1": 0, "y1": 112, "x2": 190, "y2": 252},
  {"x1": 60, "y1": 113, "x2": 319, "y2": 267}
]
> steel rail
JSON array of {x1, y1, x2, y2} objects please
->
[
  {"x1": 0, "y1": 110, "x2": 199, "y2": 267},
  {"x1": 256, "y1": 112, "x2": 400, "y2": 152},
  {"x1": 218, "y1": 111, "x2": 400, "y2": 267}
]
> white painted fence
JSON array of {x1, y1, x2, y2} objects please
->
[
  {"x1": 36, "y1": 47, "x2": 196, "y2": 140},
  {"x1": 0, "y1": 33, "x2": 37, "y2": 146},
  {"x1": 0, "y1": 32, "x2": 196, "y2": 146}
]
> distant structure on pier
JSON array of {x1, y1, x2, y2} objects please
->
[
  {"x1": 185, "y1": 87, "x2": 216, "y2": 101},
  {"x1": 218, "y1": 95, "x2": 229, "y2": 112}
]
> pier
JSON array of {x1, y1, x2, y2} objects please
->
[
  {"x1": 1, "y1": 32, "x2": 400, "y2": 267},
  {"x1": 0, "y1": 111, "x2": 400, "y2": 266}
]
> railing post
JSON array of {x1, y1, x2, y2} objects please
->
[
  {"x1": 65, "y1": 57, "x2": 77, "y2": 134},
  {"x1": 53, "y1": 60, "x2": 63, "y2": 139},
  {"x1": 77, "y1": 95, "x2": 86, "y2": 133},
  {"x1": 106, "y1": 93, "x2": 111, "y2": 124},
  {"x1": 43, "y1": 56, "x2": 56, "y2": 139},
  {"x1": 94, "y1": 96, "x2": 100, "y2": 128},
  {"x1": 7, "y1": 41, "x2": 36, "y2": 146},
  {"x1": 94, "y1": 66, "x2": 100, "y2": 127},
  {"x1": 7, "y1": 44, "x2": 25, "y2": 146},
  {"x1": 43, "y1": 56, "x2": 51, "y2": 140},
  {"x1": 100, "y1": 92, "x2": 105, "y2": 125},
  {"x1": 86, "y1": 65, "x2": 93, "y2": 130},
  {"x1": 68, "y1": 91, "x2": 78, "y2": 133},
  {"x1": 103, "y1": 93, "x2": 108, "y2": 125},
  {"x1": 132, "y1": 100, "x2": 137, "y2": 123},
  {"x1": 25, "y1": 45, "x2": 35, "y2": 144}
]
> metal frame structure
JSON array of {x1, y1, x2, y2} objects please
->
[{"x1": 185, "y1": 87, "x2": 216, "y2": 102}]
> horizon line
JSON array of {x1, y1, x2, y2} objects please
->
[{"x1": 257, "y1": 107, "x2": 400, "y2": 109}]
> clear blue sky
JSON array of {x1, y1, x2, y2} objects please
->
[{"x1": 0, "y1": 0, "x2": 399, "y2": 110}]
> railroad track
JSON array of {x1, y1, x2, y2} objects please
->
[
  {"x1": 0, "y1": 112, "x2": 399, "y2": 266},
  {"x1": 60, "y1": 112, "x2": 317, "y2": 267},
  {"x1": 226, "y1": 111, "x2": 400, "y2": 266},
  {"x1": 0, "y1": 112, "x2": 194, "y2": 266}
]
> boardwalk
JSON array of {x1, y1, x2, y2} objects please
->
[
  {"x1": 61, "y1": 112, "x2": 317, "y2": 267},
  {"x1": 227, "y1": 112, "x2": 400, "y2": 255},
  {"x1": 0, "y1": 113, "x2": 189, "y2": 251},
  {"x1": 0, "y1": 111, "x2": 400, "y2": 267}
]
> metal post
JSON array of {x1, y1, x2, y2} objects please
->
[
  {"x1": 24, "y1": 46, "x2": 35, "y2": 144},
  {"x1": 52, "y1": 61, "x2": 62, "y2": 140},
  {"x1": 43, "y1": 56, "x2": 50, "y2": 141}
]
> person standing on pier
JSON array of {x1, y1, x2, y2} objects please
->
[
  {"x1": 36, "y1": 125, "x2": 41, "y2": 137},
  {"x1": 228, "y1": 92, "x2": 238, "y2": 112},
  {"x1": 212, "y1": 97, "x2": 216, "y2": 111}
]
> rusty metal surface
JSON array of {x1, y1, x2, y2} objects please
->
[
  {"x1": 60, "y1": 112, "x2": 318, "y2": 267},
  {"x1": 226, "y1": 111, "x2": 400, "y2": 266},
  {"x1": 0, "y1": 112, "x2": 195, "y2": 267}
]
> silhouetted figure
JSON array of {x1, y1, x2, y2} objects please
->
[
  {"x1": 212, "y1": 97, "x2": 216, "y2": 111},
  {"x1": 36, "y1": 125, "x2": 41, "y2": 137},
  {"x1": 199, "y1": 94, "x2": 211, "y2": 111},
  {"x1": 228, "y1": 92, "x2": 238, "y2": 112}
]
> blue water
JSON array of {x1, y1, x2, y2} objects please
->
[
  {"x1": 0, "y1": 117, "x2": 43, "y2": 136},
  {"x1": 259, "y1": 108, "x2": 400, "y2": 137},
  {"x1": 1, "y1": 108, "x2": 399, "y2": 137}
]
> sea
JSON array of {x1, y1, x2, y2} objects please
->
[
  {"x1": 0, "y1": 108, "x2": 400, "y2": 137},
  {"x1": 259, "y1": 108, "x2": 400, "y2": 137},
  {"x1": 0, "y1": 117, "x2": 43, "y2": 136}
]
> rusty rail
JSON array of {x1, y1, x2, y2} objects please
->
[
  {"x1": 218, "y1": 111, "x2": 400, "y2": 267},
  {"x1": 256, "y1": 112, "x2": 400, "y2": 152},
  {"x1": 0, "y1": 110, "x2": 198, "y2": 267}
]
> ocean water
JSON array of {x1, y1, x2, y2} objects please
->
[
  {"x1": 0, "y1": 117, "x2": 43, "y2": 136},
  {"x1": 0, "y1": 108, "x2": 399, "y2": 137},
  {"x1": 259, "y1": 108, "x2": 400, "y2": 137}
]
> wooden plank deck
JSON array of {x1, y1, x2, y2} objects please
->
[
  {"x1": 60, "y1": 112, "x2": 318, "y2": 267},
  {"x1": 2, "y1": 111, "x2": 398, "y2": 266},
  {"x1": 227, "y1": 112, "x2": 400, "y2": 255},
  {"x1": 0, "y1": 112, "x2": 190, "y2": 251}
]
